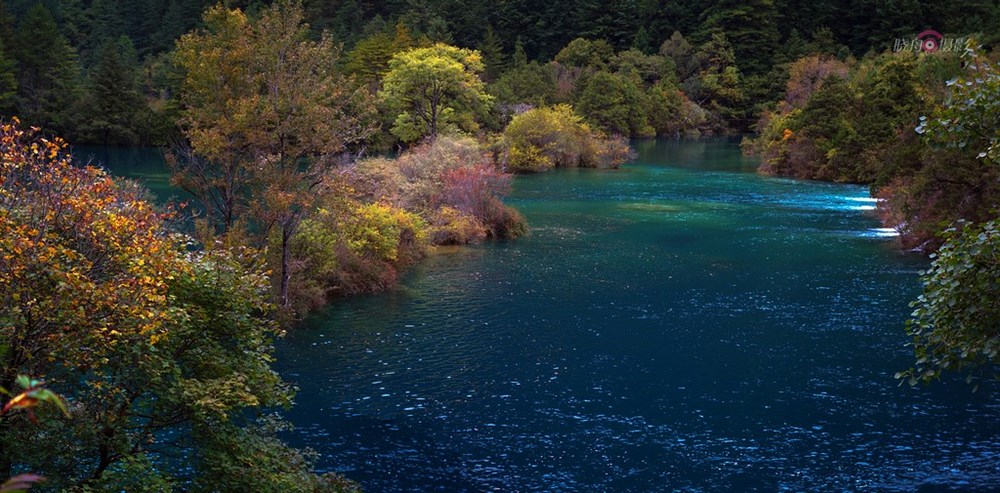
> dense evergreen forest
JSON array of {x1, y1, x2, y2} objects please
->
[
  {"x1": 2, "y1": 0, "x2": 1000, "y2": 491},
  {"x1": 1, "y1": 0, "x2": 998, "y2": 145}
]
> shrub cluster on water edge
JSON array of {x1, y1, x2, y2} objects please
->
[
  {"x1": 744, "y1": 47, "x2": 1000, "y2": 251},
  {"x1": 282, "y1": 135, "x2": 527, "y2": 314},
  {"x1": 285, "y1": 198, "x2": 429, "y2": 313},
  {"x1": 498, "y1": 105, "x2": 637, "y2": 173},
  {"x1": 0, "y1": 121, "x2": 360, "y2": 492},
  {"x1": 257, "y1": 115, "x2": 635, "y2": 315}
]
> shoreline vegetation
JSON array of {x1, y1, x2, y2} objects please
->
[
  {"x1": 2, "y1": 0, "x2": 999, "y2": 490},
  {"x1": 742, "y1": 48, "x2": 1000, "y2": 253}
]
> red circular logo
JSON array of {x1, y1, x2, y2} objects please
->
[{"x1": 917, "y1": 30, "x2": 942, "y2": 52}]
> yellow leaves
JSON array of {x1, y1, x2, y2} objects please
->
[{"x1": 1, "y1": 120, "x2": 187, "y2": 369}]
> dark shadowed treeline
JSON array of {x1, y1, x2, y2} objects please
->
[{"x1": 0, "y1": 0, "x2": 997, "y2": 144}]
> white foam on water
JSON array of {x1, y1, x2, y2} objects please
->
[{"x1": 865, "y1": 228, "x2": 899, "y2": 238}]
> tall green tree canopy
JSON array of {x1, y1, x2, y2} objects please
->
[
  {"x1": 575, "y1": 70, "x2": 653, "y2": 136},
  {"x1": 698, "y1": 0, "x2": 779, "y2": 75},
  {"x1": 379, "y1": 43, "x2": 492, "y2": 142}
]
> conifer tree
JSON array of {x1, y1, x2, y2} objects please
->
[
  {"x1": 698, "y1": 0, "x2": 779, "y2": 76},
  {"x1": 0, "y1": 38, "x2": 16, "y2": 113},
  {"x1": 12, "y1": 3, "x2": 82, "y2": 134},
  {"x1": 478, "y1": 25, "x2": 506, "y2": 82},
  {"x1": 78, "y1": 37, "x2": 145, "y2": 145},
  {"x1": 512, "y1": 36, "x2": 528, "y2": 69}
]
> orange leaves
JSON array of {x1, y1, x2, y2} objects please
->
[
  {"x1": 0, "y1": 376, "x2": 69, "y2": 422},
  {"x1": 784, "y1": 55, "x2": 850, "y2": 109},
  {"x1": 0, "y1": 120, "x2": 187, "y2": 367}
]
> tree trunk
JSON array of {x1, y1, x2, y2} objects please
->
[
  {"x1": 91, "y1": 440, "x2": 113, "y2": 481},
  {"x1": 280, "y1": 223, "x2": 292, "y2": 308},
  {"x1": 430, "y1": 98, "x2": 438, "y2": 139}
]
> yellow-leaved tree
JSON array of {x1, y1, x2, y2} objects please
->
[
  {"x1": 173, "y1": 0, "x2": 377, "y2": 307},
  {"x1": 0, "y1": 120, "x2": 358, "y2": 491}
]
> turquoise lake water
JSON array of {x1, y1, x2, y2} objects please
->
[{"x1": 91, "y1": 140, "x2": 1000, "y2": 492}]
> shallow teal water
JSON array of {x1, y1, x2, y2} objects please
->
[
  {"x1": 74, "y1": 146, "x2": 178, "y2": 199},
  {"x1": 97, "y1": 140, "x2": 1000, "y2": 492}
]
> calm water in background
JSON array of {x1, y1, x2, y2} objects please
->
[
  {"x1": 95, "y1": 140, "x2": 1000, "y2": 492},
  {"x1": 75, "y1": 146, "x2": 178, "y2": 199}
]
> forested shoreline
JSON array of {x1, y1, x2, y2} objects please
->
[
  {"x1": 2, "y1": 0, "x2": 1000, "y2": 491},
  {"x1": 0, "y1": 0, "x2": 997, "y2": 146}
]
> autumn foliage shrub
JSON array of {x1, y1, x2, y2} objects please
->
[
  {"x1": 589, "y1": 134, "x2": 637, "y2": 170},
  {"x1": 501, "y1": 105, "x2": 636, "y2": 173},
  {"x1": 352, "y1": 135, "x2": 490, "y2": 208},
  {"x1": 437, "y1": 164, "x2": 514, "y2": 234},
  {"x1": 350, "y1": 135, "x2": 526, "y2": 245},
  {"x1": 783, "y1": 56, "x2": 850, "y2": 108},
  {"x1": 0, "y1": 120, "x2": 355, "y2": 491},
  {"x1": 428, "y1": 206, "x2": 487, "y2": 245},
  {"x1": 0, "y1": 119, "x2": 182, "y2": 374},
  {"x1": 289, "y1": 200, "x2": 429, "y2": 309},
  {"x1": 286, "y1": 135, "x2": 526, "y2": 308}
]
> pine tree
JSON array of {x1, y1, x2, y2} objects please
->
[
  {"x1": 424, "y1": 16, "x2": 453, "y2": 43},
  {"x1": 632, "y1": 25, "x2": 653, "y2": 54},
  {"x1": 78, "y1": 37, "x2": 145, "y2": 145},
  {"x1": 345, "y1": 29, "x2": 398, "y2": 84},
  {"x1": 478, "y1": 25, "x2": 506, "y2": 82},
  {"x1": 133, "y1": 0, "x2": 167, "y2": 55},
  {"x1": 0, "y1": 0, "x2": 15, "y2": 49},
  {"x1": 84, "y1": 0, "x2": 128, "y2": 62},
  {"x1": 152, "y1": 0, "x2": 204, "y2": 54},
  {"x1": 12, "y1": 3, "x2": 82, "y2": 133},
  {"x1": 0, "y1": 37, "x2": 16, "y2": 113},
  {"x1": 512, "y1": 37, "x2": 528, "y2": 69},
  {"x1": 698, "y1": 0, "x2": 780, "y2": 76}
]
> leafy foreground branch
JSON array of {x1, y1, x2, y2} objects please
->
[
  {"x1": 0, "y1": 376, "x2": 67, "y2": 493},
  {"x1": 899, "y1": 221, "x2": 1000, "y2": 389},
  {"x1": 0, "y1": 120, "x2": 358, "y2": 491},
  {"x1": 892, "y1": 46, "x2": 1000, "y2": 387}
]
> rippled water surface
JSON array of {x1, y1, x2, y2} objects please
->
[{"x1": 99, "y1": 140, "x2": 1000, "y2": 492}]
